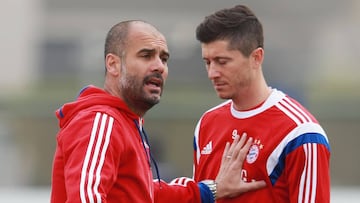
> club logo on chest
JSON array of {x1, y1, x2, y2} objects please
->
[{"x1": 231, "y1": 129, "x2": 263, "y2": 164}]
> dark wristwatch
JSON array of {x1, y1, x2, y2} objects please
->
[{"x1": 200, "y1": 179, "x2": 217, "y2": 200}]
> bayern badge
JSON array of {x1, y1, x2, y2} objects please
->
[{"x1": 246, "y1": 144, "x2": 259, "y2": 164}]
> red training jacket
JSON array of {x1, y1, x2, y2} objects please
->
[{"x1": 51, "y1": 85, "x2": 202, "y2": 203}]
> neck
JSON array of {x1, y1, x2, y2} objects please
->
[
  {"x1": 124, "y1": 99, "x2": 149, "y2": 117},
  {"x1": 232, "y1": 77, "x2": 271, "y2": 111}
]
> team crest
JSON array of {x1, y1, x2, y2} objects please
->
[
  {"x1": 232, "y1": 130, "x2": 263, "y2": 164},
  {"x1": 246, "y1": 138, "x2": 263, "y2": 164}
]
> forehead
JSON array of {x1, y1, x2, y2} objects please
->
[
  {"x1": 126, "y1": 23, "x2": 168, "y2": 53},
  {"x1": 201, "y1": 40, "x2": 232, "y2": 57}
]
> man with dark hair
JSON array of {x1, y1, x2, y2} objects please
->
[
  {"x1": 193, "y1": 5, "x2": 330, "y2": 202},
  {"x1": 50, "y1": 20, "x2": 265, "y2": 203}
]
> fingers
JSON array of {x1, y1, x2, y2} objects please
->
[
  {"x1": 215, "y1": 135, "x2": 266, "y2": 199},
  {"x1": 221, "y1": 141, "x2": 231, "y2": 164},
  {"x1": 221, "y1": 133, "x2": 253, "y2": 166},
  {"x1": 231, "y1": 134, "x2": 250, "y2": 162},
  {"x1": 235, "y1": 136, "x2": 253, "y2": 163},
  {"x1": 226, "y1": 135, "x2": 240, "y2": 159},
  {"x1": 217, "y1": 136, "x2": 241, "y2": 182}
]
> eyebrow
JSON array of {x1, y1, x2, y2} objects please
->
[
  {"x1": 203, "y1": 56, "x2": 231, "y2": 61},
  {"x1": 138, "y1": 48, "x2": 170, "y2": 58}
]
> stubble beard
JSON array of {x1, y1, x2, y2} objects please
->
[
  {"x1": 214, "y1": 74, "x2": 251, "y2": 100},
  {"x1": 120, "y1": 65, "x2": 162, "y2": 113}
]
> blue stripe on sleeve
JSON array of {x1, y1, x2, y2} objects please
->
[
  {"x1": 198, "y1": 182, "x2": 215, "y2": 203},
  {"x1": 193, "y1": 136, "x2": 197, "y2": 151},
  {"x1": 58, "y1": 107, "x2": 64, "y2": 118},
  {"x1": 269, "y1": 132, "x2": 330, "y2": 185}
]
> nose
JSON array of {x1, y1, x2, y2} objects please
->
[
  {"x1": 152, "y1": 57, "x2": 166, "y2": 73},
  {"x1": 207, "y1": 63, "x2": 220, "y2": 79}
]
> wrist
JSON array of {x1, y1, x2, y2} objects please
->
[{"x1": 200, "y1": 179, "x2": 217, "y2": 200}]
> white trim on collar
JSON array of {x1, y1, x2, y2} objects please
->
[{"x1": 230, "y1": 88, "x2": 286, "y2": 119}]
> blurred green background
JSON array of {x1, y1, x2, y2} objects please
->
[{"x1": 1, "y1": 0, "x2": 359, "y2": 196}]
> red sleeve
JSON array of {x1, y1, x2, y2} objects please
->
[
  {"x1": 55, "y1": 112, "x2": 119, "y2": 202},
  {"x1": 286, "y1": 143, "x2": 330, "y2": 203},
  {"x1": 154, "y1": 177, "x2": 202, "y2": 203}
]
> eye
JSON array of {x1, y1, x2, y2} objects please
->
[
  {"x1": 142, "y1": 54, "x2": 151, "y2": 59},
  {"x1": 217, "y1": 59, "x2": 227, "y2": 65},
  {"x1": 202, "y1": 60, "x2": 210, "y2": 70},
  {"x1": 203, "y1": 59, "x2": 210, "y2": 65},
  {"x1": 161, "y1": 55, "x2": 169, "y2": 64}
]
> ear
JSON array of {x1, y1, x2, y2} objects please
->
[
  {"x1": 105, "y1": 53, "x2": 121, "y2": 76},
  {"x1": 251, "y1": 47, "x2": 264, "y2": 68}
]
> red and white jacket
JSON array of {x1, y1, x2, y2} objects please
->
[
  {"x1": 51, "y1": 85, "x2": 208, "y2": 203},
  {"x1": 193, "y1": 88, "x2": 331, "y2": 203}
]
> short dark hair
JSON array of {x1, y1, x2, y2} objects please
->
[
  {"x1": 196, "y1": 5, "x2": 264, "y2": 57},
  {"x1": 104, "y1": 20, "x2": 150, "y2": 58},
  {"x1": 104, "y1": 21, "x2": 130, "y2": 58}
]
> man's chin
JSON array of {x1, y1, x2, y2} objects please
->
[
  {"x1": 216, "y1": 92, "x2": 230, "y2": 100},
  {"x1": 146, "y1": 94, "x2": 161, "y2": 105}
]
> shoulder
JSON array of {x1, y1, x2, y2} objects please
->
[
  {"x1": 195, "y1": 100, "x2": 232, "y2": 130},
  {"x1": 203, "y1": 100, "x2": 232, "y2": 116}
]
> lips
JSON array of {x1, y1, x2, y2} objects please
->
[
  {"x1": 146, "y1": 77, "x2": 162, "y2": 87},
  {"x1": 213, "y1": 80, "x2": 226, "y2": 87},
  {"x1": 213, "y1": 82, "x2": 226, "y2": 86},
  {"x1": 144, "y1": 74, "x2": 164, "y2": 94},
  {"x1": 212, "y1": 80, "x2": 228, "y2": 92}
]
